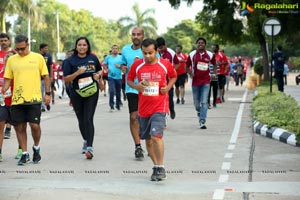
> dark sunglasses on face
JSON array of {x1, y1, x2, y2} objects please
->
[{"x1": 15, "y1": 46, "x2": 27, "y2": 51}]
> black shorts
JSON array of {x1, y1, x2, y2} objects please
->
[
  {"x1": 218, "y1": 74, "x2": 226, "y2": 89},
  {"x1": 10, "y1": 104, "x2": 42, "y2": 126},
  {"x1": 0, "y1": 106, "x2": 11, "y2": 123},
  {"x1": 175, "y1": 74, "x2": 186, "y2": 88},
  {"x1": 126, "y1": 93, "x2": 138, "y2": 113}
]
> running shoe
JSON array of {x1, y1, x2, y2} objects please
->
[
  {"x1": 15, "y1": 149, "x2": 22, "y2": 159},
  {"x1": 156, "y1": 167, "x2": 167, "y2": 181},
  {"x1": 82, "y1": 141, "x2": 87, "y2": 154},
  {"x1": 151, "y1": 167, "x2": 158, "y2": 181},
  {"x1": 181, "y1": 98, "x2": 185, "y2": 104},
  {"x1": 18, "y1": 153, "x2": 30, "y2": 166},
  {"x1": 176, "y1": 98, "x2": 180, "y2": 104},
  {"x1": 32, "y1": 147, "x2": 41, "y2": 164},
  {"x1": 85, "y1": 147, "x2": 94, "y2": 160},
  {"x1": 46, "y1": 104, "x2": 51, "y2": 111},
  {"x1": 170, "y1": 110, "x2": 176, "y2": 119},
  {"x1": 4, "y1": 129, "x2": 11, "y2": 139},
  {"x1": 135, "y1": 146, "x2": 144, "y2": 160},
  {"x1": 199, "y1": 121, "x2": 207, "y2": 129}
]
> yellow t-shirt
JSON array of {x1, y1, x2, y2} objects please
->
[{"x1": 4, "y1": 52, "x2": 49, "y2": 105}]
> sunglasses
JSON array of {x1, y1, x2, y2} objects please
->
[{"x1": 15, "y1": 46, "x2": 27, "y2": 51}]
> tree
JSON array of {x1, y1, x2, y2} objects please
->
[
  {"x1": 0, "y1": 0, "x2": 38, "y2": 33},
  {"x1": 117, "y1": 3, "x2": 158, "y2": 38},
  {"x1": 161, "y1": 0, "x2": 300, "y2": 81}
]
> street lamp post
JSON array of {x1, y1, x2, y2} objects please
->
[{"x1": 27, "y1": 0, "x2": 37, "y2": 51}]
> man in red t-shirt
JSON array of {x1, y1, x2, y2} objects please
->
[
  {"x1": 213, "y1": 44, "x2": 229, "y2": 103},
  {"x1": 156, "y1": 37, "x2": 179, "y2": 120},
  {"x1": 127, "y1": 38, "x2": 177, "y2": 181},
  {"x1": 0, "y1": 33, "x2": 15, "y2": 142},
  {"x1": 186, "y1": 37, "x2": 216, "y2": 129},
  {"x1": 175, "y1": 44, "x2": 188, "y2": 104}
]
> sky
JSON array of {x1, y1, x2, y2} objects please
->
[{"x1": 56, "y1": 0, "x2": 203, "y2": 34}]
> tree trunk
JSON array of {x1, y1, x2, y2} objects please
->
[
  {"x1": 257, "y1": 32, "x2": 269, "y2": 81},
  {"x1": 0, "y1": 14, "x2": 6, "y2": 32}
]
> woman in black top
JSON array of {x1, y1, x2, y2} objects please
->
[{"x1": 63, "y1": 36, "x2": 102, "y2": 159}]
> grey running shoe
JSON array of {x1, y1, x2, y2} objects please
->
[
  {"x1": 135, "y1": 146, "x2": 144, "y2": 160},
  {"x1": 156, "y1": 167, "x2": 167, "y2": 181},
  {"x1": 32, "y1": 147, "x2": 41, "y2": 164},
  {"x1": 18, "y1": 153, "x2": 30, "y2": 166},
  {"x1": 151, "y1": 167, "x2": 158, "y2": 181}
]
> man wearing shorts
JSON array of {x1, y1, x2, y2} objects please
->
[
  {"x1": 2, "y1": 34, "x2": 51, "y2": 165},
  {"x1": 127, "y1": 38, "x2": 177, "y2": 181},
  {"x1": 121, "y1": 27, "x2": 145, "y2": 160},
  {"x1": 175, "y1": 44, "x2": 188, "y2": 104}
]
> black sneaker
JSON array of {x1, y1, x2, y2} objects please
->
[
  {"x1": 18, "y1": 153, "x2": 30, "y2": 166},
  {"x1": 135, "y1": 146, "x2": 144, "y2": 160},
  {"x1": 181, "y1": 98, "x2": 185, "y2": 104},
  {"x1": 176, "y1": 98, "x2": 180, "y2": 104},
  {"x1": 41, "y1": 108, "x2": 46, "y2": 112},
  {"x1": 32, "y1": 147, "x2": 41, "y2": 164},
  {"x1": 46, "y1": 104, "x2": 51, "y2": 111},
  {"x1": 199, "y1": 121, "x2": 207, "y2": 129},
  {"x1": 170, "y1": 110, "x2": 176, "y2": 119},
  {"x1": 4, "y1": 129, "x2": 11, "y2": 139},
  {"x1": 156, "y1": 167, "x2": 167, "y2": 181},
  {"x1": 151, "y1": 167, "x2": 159, "y2": 181}
]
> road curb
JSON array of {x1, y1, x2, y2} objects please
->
[{"x1": 253, "y1": 120, "x2": 300, "y2": 147}]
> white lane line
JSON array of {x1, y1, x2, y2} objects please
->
[
  {"x1": 229, "y1": 89, "x2": 248, "y2": 144},
  {"x1": 221, "y1": 162, "x2": 231, "y2": 170},
  {"x1": 228, "y1": 144, "x2": 235, "y2": 150},
  {"x1": 213, "y1": 189, "x2": 225, "y2": 200},
  {"x1": 227, "y1": 97, "x2": 242, "y2": 101},
  {"x1": 218, "y1": 174, "x2": 229, "y2": 183},
  {"x1": 224, "y1": 153, "x2": 233, "y2": 158}
]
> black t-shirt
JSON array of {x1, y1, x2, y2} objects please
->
[
  {"x1": 41, "y1": 53, "x2": 53, "y2": 77},
  {"x1": 63, "y1": 53, "x2": 102, "y2": 91}
]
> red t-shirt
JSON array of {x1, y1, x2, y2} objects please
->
[
  {"x1": 127, "y1": 58, "x2": 177, "y2": 118},
  {"x1": 0, "y1": 50, "x2": 13, "y2": 105},
  {"x1": 186, "y1": 50, "x2": 215, "y2": 86},
  {"x1": 176, "y1": 53, "x2": 188, "y2": 75},
  {"x1": 215, "y1": 52, "x2": 228, "y2": 75}
]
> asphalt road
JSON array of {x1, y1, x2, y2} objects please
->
[{"x1": 0, "y1": 76, "x2": 299, "y2": 200}]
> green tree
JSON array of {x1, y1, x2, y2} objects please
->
[
  {"x1": 0, "y1": 0, "x2": 38, "y2": 33},
  {"x1": 117, "y1": 3, "x2": 158, "y2": 38},
  {"x1": 162, "y1": 0, "x2": 299, "y2": 81}
]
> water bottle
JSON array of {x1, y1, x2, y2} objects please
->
[{"x1": 0, "y1": 93, "x2": 5, "y2": 106}]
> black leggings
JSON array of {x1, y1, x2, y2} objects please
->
[{"x1": 70, "y1": 90, "x2": 99, "y2": 147}]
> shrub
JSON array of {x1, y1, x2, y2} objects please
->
[
  {"x1": 253, "y1": 58, "x2": 264, "y2": 76},
  {"x1": 251, "y1": 84, "x2": 300, "y2": 141}
]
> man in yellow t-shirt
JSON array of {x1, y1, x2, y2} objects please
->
[{"x1": 2, "y1": 34, "x2": 51, "y2": 165}]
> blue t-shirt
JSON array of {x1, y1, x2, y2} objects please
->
[
  {"x1": 121, "y1": 44, "x2": 144, "y2": 94},
  {"x1": 63, "y1": 53, "x2": 102, "y2": 95},
  {"x1": 104, "y1": 54, "x2": 123, "y2": 79}
]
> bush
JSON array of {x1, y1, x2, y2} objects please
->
[
  {"x1": 251, "y1": 84, "x2": 300, "y2": 141},
  {"x1": 253, "y1": 58, "x2": 264, "y2": 76}
]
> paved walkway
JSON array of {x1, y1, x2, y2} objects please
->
[{"x1": 0, "y1": 77, "x2": 299, "y2": 200}]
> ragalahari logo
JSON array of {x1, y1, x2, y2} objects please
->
[{"x1": 240, "y1": 1, "x2": 254, "y2": 16}]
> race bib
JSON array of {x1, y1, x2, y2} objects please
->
[
  {"x1": 78, "y1": 77, "x2": 93, "y2": 89},
  {"x1": 142, "y1": 82, "x2": 159, "y2": 96},
  {"x1": 58, "y1": 71, "x2": 64, "y2": 76},
  {"x1": 197, "y1": 62, "x2": 209, "y2": 71}
]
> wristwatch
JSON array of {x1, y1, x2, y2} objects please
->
[{"x1": 45, "y1": 92, "x2": 51, "y2": 96}]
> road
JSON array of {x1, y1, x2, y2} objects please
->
[{"x1": 0, "y1": 77, "x2": 299, "y2": 200}]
